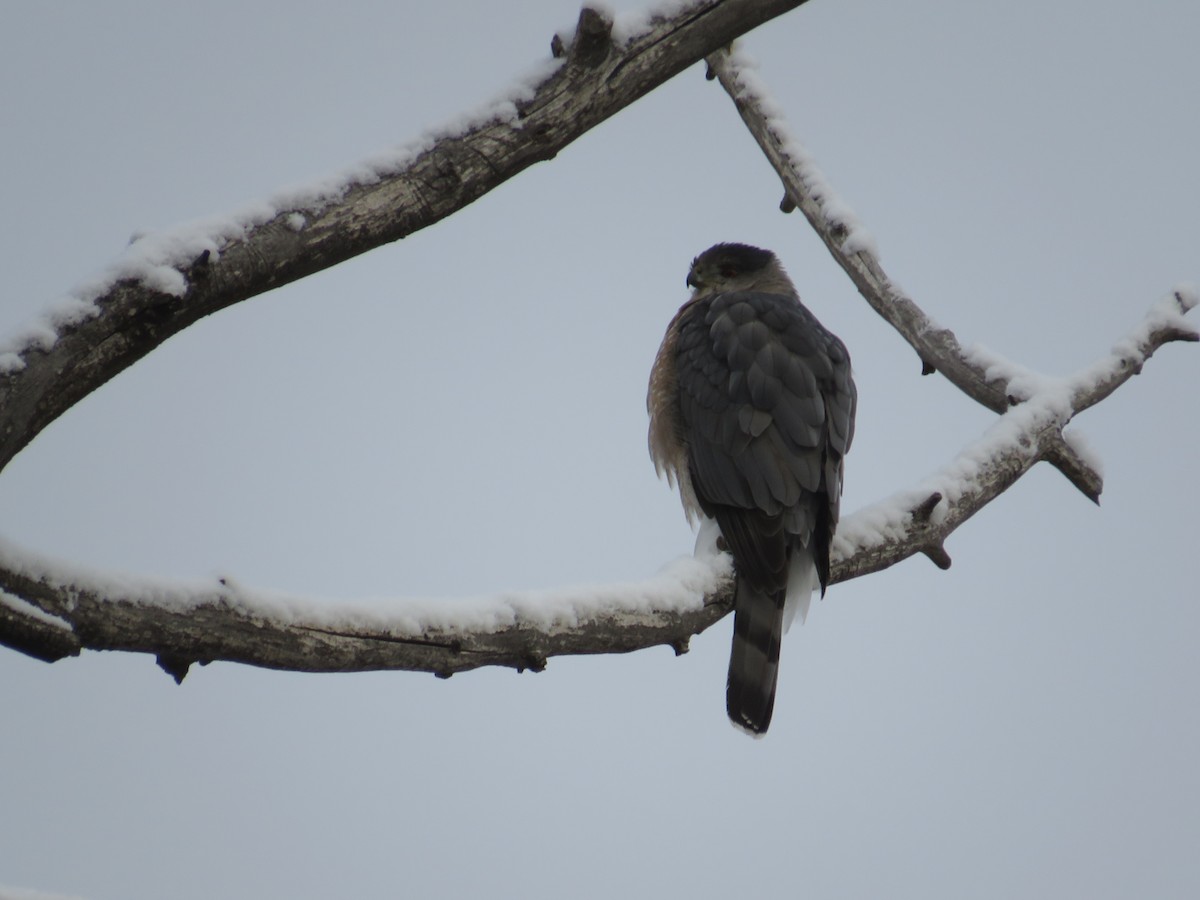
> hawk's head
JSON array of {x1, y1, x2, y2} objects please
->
[{"x1": 686, "y1": 243, "x2": 791, "y2": 296}]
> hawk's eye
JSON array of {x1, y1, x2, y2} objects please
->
[{"x1": 720, "y1": 265, "x2": 739, "y2": 278}]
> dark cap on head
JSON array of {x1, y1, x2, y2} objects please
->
[{"x1": 687, "y1": 243, "x2": 777, "y2": 289}]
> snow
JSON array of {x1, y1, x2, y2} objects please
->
[
  {"x1": 0, "y1": 589, "x2": 73, "y2": 632},
  {"x1": 0, "y1": 203, "x2": 270, "y2": 374},
  {"x1": 835, "y1": 283, "x2": 1199, "y2": 564},
  {"x1": 963, "y1": 287, "x2": 1197, "y2": 415},
  {"x1": 593, "y1": 0, "x2": 705, "y2": 47},
  {"x1": 834, "y1": 391, "x2": 1070, "y2": 560},
  {"x1": 1059, "y1": 287, "x2": 1199, "y2": 406},
  {"x1": 1172, "y1": 281, "x2": 1199, "y2": 313},
  {"x1": 1, "y1": 2, "x2": 1188, "y2": 637},
  {"x1": 609, "y1": 9, "x2": 652, "y2": 46},
  {"x1": 0, "y1": 0, "x2": 760, "y2": 380},
  {"x1": 962, "y1": 342, "x2": 1052, "y2": 401},
  {"x1": 1062, "y1": 426, "x2": 1105, "y2": 478},
  {"x1": 834, "y1": 489, "x2": 931, "y2": 559},
  {"x1": 0, "y1": 48, "x2": 568, "y2": 375},
  {"x1": 0, "y1": 533, "x2": 731, "y2": 641},
  {"x1": 550, "y1": 0, "x2": 718, "y2": 50},
  {"x1": 723, "y1": 45, "x2": 881, "y2": 261},
  {"x1": 835, "y1": 285, "x2": 1200, "y2": 560}
]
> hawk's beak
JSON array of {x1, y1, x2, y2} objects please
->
[{"x1": 686, "y1": 273, "x2": 700, "y2": 289}]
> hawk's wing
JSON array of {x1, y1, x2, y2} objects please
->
[{"x1": 674, "y1": 290, "x2": 856, "y2": 591}]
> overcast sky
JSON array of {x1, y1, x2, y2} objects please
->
[{"x1": 1, "y1": 1, "x2": 1197, "y2": 898}]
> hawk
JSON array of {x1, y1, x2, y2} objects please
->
[{"x1": 648, "y1": 243, "x2": 856, "y2": 735}]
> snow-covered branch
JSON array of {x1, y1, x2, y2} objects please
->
[
  {"x1": 0, "y1": 0, "x2": 817, "y2": 677},
  {"x1": 0, "y1": 536, "x2": 734, "y2": 678},
  {"x1": 704, "y1": 44, "x2": 1196, "y2": 571},
  {"x1": 3, "y1": 282, "x2": 1190, "y2": 677},
  {"x1": 0, "y1": 0, "x2": 808, "y2": 478},
  {"x1": 2, "y1": 292, "x2": 1190, "y2": 675},
  {"x1": 703, "y1": 46, "x2": 1151, "y2": 502},
  {"x1": 0, "y1": 6, "x2": 1194, "y2": 680},
  {"x1": 831, "y1": 288, "x2": 1197, "y2": 579}
]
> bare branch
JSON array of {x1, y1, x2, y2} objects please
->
[{"x1": 0, "y1": 0, "x2": 809, "y2": 479}]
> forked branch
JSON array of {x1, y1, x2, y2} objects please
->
[
  {"x1": 704, "y1": 46, "x2": 1122, "y2": 501},
  {"x1": 704, "y1": 42, "x2": 1196, "y2": 565},
  {"x1": 0, "y1": 9, "x2": 1194, "y2": 680}
]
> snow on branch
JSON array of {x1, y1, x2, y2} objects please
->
[
  {"x1": 0, "y1": 0, "x2": 815, "y2": 677},
  {"x1": 1, "y1": 291, "x2": 1189, "y2": 676},
  {"x1": 703, "y1": 45, "x2": 1146, "y2": 502},
  {"x1": 0, "y1": 0, "x2": 809, "y2": 477},
  {"x1": 703, "y1": 42, "x2": 1196, "y2": 570},
  {"x1": 0, "y1": 535, "x2": 734, "y2": 678},
  {"x1": 0, "y1": 6, "x2": 1194, "y2": 680},
  {"x1": 831, "y1": 288, "x2": 1197, "y2": 579}
]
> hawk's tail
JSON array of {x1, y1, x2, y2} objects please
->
[{"x1": 726, "y1": 577, "x2": 786, "y2": 736}]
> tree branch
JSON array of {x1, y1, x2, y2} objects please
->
[
  {"x1": 0, "y1": 0, "x2": 808, "y2": 479},
  {"x1": 0, "y1": 9, "x2": 1194, "y2": 680},
  {"x1": 830, "y1": 290, "x2": 1196, "y2": 580},
  {"x1": 0, "y1": 289, "x2": 1190, "y2": 675},
  {"x1": 703, "y1": 42, "x2": 1196, "y2": 567},
  {"x1": 704, "y1": 46, "x2": 1116, "y2": 501},
  {"x1": 0, "y1": 538, "x2": 737, "y2": 677}
]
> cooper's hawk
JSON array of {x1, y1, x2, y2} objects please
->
[{"x1": 648, "y1": 243, "x2": 856, "y2": 735}]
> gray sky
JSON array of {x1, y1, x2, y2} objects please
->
[{"x1": 2, "y1": 1, "x2": 1197, "y2": 898}]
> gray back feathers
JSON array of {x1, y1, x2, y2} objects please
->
[{"x1": 649, "y1": 243, "x2": 856, "y2": 735}]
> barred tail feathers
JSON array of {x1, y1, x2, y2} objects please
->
[{"x1": 726, "y1": 578, "x2": 786, "y2": 736}]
